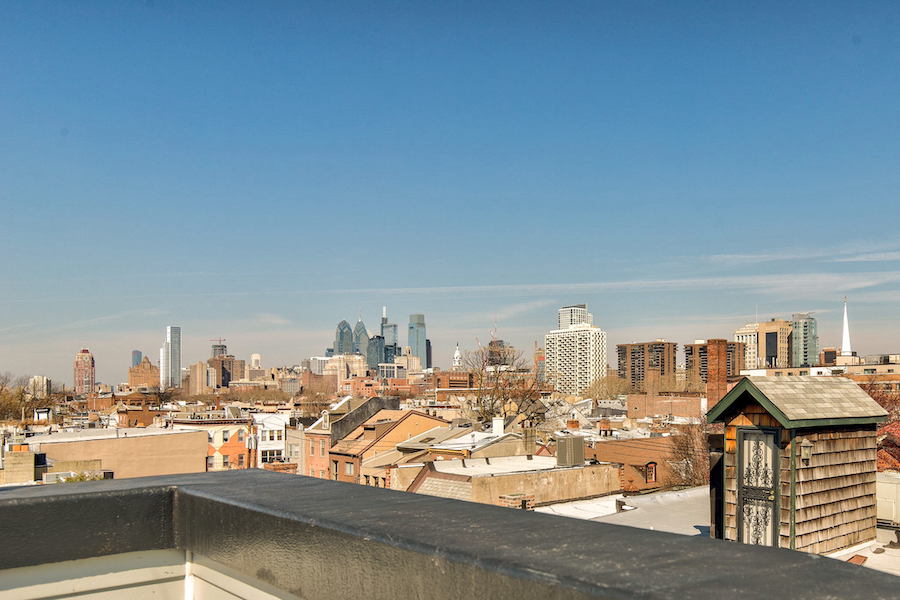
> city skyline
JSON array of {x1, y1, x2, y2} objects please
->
[
  {"x1": 2, "y1": 3, "x2": 900, "y2": 382},
  {"x1": 1, "y1": 297, "x2": 875, "y2": 386}
]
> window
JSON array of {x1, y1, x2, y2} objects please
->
[
  {"x1": 238, "y1": 454, "x2": 245, "y2": 468},
  {"x1": 345, "y1": 462, "x2": 354, "y2": 476},
  {"x1": 206, "y1": 456, "x2": 214, "y2": 470},
  {"x1": 276, "y1": 430, "x2": 283, "y2": 441},
  {"x1": 309, "y1": 440, "x2": 315, "y2": 456},
  {"x1": 222, "y1": 430, "x2": 230, "y2": 442},
  {"x1": 261, "y1": 450, "x2": 283, "y2": 463},
  {"x1": 645, "y1": 462, "x2": 657, "y2": 483},
  {"x1": 331, "y1": 460, "x2": 339, "y2": 479},
  {"x1": 319, "y1": 440, "x2": 325, "y2": 456},
  {"x1": 238, "y1": 429, "x2": 245, "y2": 442},
  {"x1": 222, "y1": 455, "x2": 230, "y2": 468},
  {"x1": 208, "y1": 432, "x2": 214, "y2": 443}
]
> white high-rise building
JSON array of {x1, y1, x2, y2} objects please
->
[
  {"x1": 545, "y1": 305, "x2": 607, "y2": 395},
  {"x1": 558, "y1": 304, "x2": 593, "y2": 329},
  {"x1": 159, "y1": 326, "x2": 182, "y2": 389},
  {"x1": 734, "y1": 322, "x2": 759, "y2": 370}
]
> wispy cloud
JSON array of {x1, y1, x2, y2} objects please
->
[
  {"x1": 834, "y1": 251, "x2": 900, "y2": 263},
  {"x1": 703, "y1": 241, "x2": 900, "y2": 266},
  {"x1": 467, "y1": 299, "x2": 557, "y2": 324},
  {"x1": 253, "y1": 313, "x2": 291, "y2": 326},
  {"x1": 321, "y1": 270, "x2": 900, "y2": 298}
]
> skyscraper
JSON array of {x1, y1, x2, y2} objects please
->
[
  {"x1": 408, "y1": 314, "x2": 427, "y2": 369},
  {"x1": 159, "y1": 326, "x2": 182, "y2": 389},
  {"x1": 544, "y1": 305, "x2": 607, "y2": 395},
  {"x1": 791, "y1": 313, "x2": 819, "y2": 367},
  {"x1": 353, "y1": 319, "x2": 369, "y2": 356},
  {"x1": 334, "y1": 320, "x2": 353, "y2": 355},
  {"x1": 734, "y1": 319, "x2": 792, "y2": 369},
  {"x1": 131, "y1": 350, "x2": 142, "y2": 368},
  {"x1": 380, "y1": 306, "x2": 398, "y2": 346},
  {"x1": 73, "y1": 348, "x2": 95, "y2": 395},
  {"x1": 366, "y1": 335, "x2": 385, "y2": 369}
]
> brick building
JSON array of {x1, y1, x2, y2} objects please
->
[
  {"x1": 128, "y1": 356, "x2": 160, "y2": 389},
  {"x1": 616, "y1": 340, "x2": 677, "y2": 390}
]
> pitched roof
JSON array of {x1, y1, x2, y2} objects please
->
[{"x1": 708, "y1": 376, "x2": 888, "y2": 428}]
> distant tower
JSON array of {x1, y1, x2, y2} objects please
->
[
  {"x1": 160, "y1": 326, "x2": 182, "y2": 389},
  {"x1": 131, "y1": 350, "x2": 142, "y2": 368},
  {"x1": 408, "y1": 314, "x2": 427, "y2": 368},
  {"x1": 452, "y1": 343, "x2": 462, "y2": 369},
  {"x1": 334, "y1": 320, "x2": 353, "y2": 355},
  {"x1": 841, "y1": 298, "x2": 853, "y2": 357},
  {"x1": 250, "y1": 353, "x2": 262, "y2": 369},
  {"x1": 353, "y1": 319, "x2": 369, "y2": 356},
  {"x1": 73, "y1": 348, "x2": 95, "y2": 395},
  {"x1": 211, "y1": 340, "x2": 227, "y2": 358}
]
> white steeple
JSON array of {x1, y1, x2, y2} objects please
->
[
  {"x1": 841, "y1": 297, "x2": 853, "y2": 357},
  {"x1": 452, "y1": 342, "x2": 462, "y2": 368}
]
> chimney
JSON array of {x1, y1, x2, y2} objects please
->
[{"x1": 492, "y1": 417, "x2": 504, "y2": 436}]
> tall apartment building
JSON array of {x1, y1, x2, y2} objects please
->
[
  {"x1": 684, "y1": 339, "x2": 745, "y2": 403},
  {"x1": 544, "y1": 305, "x2": 607, "y2": 395},
  {"x1": 791, "y1": 313, "x2": 819, "y2": 368},
  {"x1": 684, "y1": 339, "x2": 745, "y2": 382},
  {"x1": 159, "y1": 326, "x2": 182, "y2": 389},
  {"x1": 131, "y1": 350, "x2": 142, "y2": 368},
  {"x1": 616, "y1": 340, "x2": 677, "y2": 389},
  {"x1": 558, "y1": 304, "x2": 593, "y2": 329},
  {"x1": 407, "y1": 314, "x2": 427, "y2": 369},
  {"x1": 73, "y1": 348, "x2": 95, "y2": 395}
]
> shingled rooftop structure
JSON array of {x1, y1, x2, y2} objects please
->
[{"x1": 708, "y1": 376, "x2": 888, "y2": 554}]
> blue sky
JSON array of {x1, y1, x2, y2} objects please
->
[{"x1": 2, "y1": 2, "x2": 900, "y2": 384}]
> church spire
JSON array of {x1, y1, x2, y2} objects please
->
[{"x1": 841, "y1": 297, "x2": 853, "y2": 357}]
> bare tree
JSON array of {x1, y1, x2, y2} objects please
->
[
  {"x1": 460, "y1": 345, "x2": 544, "y2": 424},
  {"x1": 583, "y1": 375, "x2": 632, "y2": 401},
  {"x1": 668, "y1": 421, "x2": 711, "y2": 486}
]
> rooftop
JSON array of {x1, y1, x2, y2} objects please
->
[
  {"x1": 709, "y1": 376, "x2": 888, "y2": 427},
  {"x1": 431, "y1": 455, "x2": 566, "y2": 476},
  {"x1": 24, "y1": 428, "x2": 198, "y2": 445},
  {"x1": 0, "y1": 471, "x2": 897, "y2": 599}
]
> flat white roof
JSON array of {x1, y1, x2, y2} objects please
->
[
  {"x1": 26, "y1": 428, "x2": 200, "y2": 445},
  {"x1": 432, "y1": 455, "x2": 564, "y2": 476}
]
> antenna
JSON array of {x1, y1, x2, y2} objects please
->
[{"x1": 209, "y1": 338, "x2": 226, "y2": 345}]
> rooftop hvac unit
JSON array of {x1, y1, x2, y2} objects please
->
[{"x1": 557, "y1": 435, "x2": 585, "y2": 467}]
